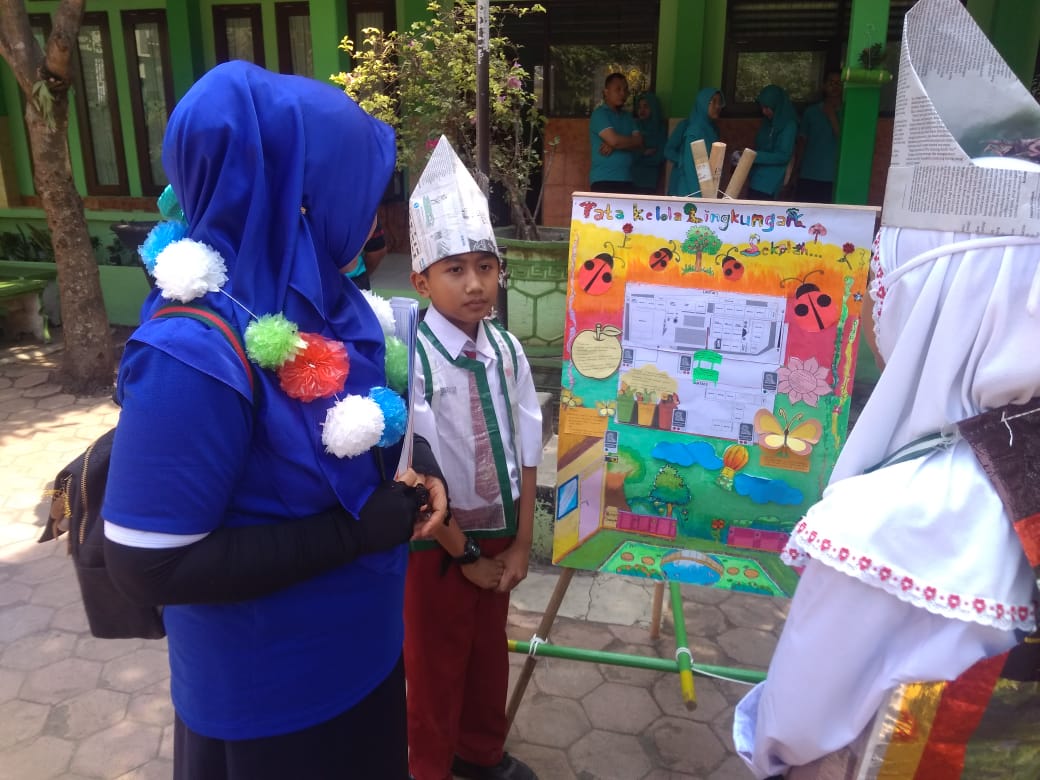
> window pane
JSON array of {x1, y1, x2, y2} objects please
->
[
  {"x1": 355, "y1": 10, "x2": 384, "y2": 37},
  {"x1": 548, "y1": 44, "x2": 653, "y2": 117},
  {"x1": 132, "y1": 22, "x2": 169, "y2": 187},
  {"x1": 77, "y1": 24, "x2": 120, "y2": 187},
  {"x1": 734, "y1": 51, "x2": 826, "y2": 105},
  {"x1": 225, "y1": 17, "x2": 257, "y2": 62},
  {"x1": 287, "y1": 15, "x2": 312, "y2": 77}
]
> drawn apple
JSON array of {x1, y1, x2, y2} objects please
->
[{"x1": 570, "y1": 324, "x2": 623, "y2": 379}]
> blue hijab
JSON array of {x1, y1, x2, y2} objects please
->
[{"x1": 135, "y1": 61, "x2": 396, "y2": 518}]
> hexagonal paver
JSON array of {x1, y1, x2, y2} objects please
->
[
  {"x1": 9, "y1": 553, "x2": 69, "y2": 584},
  {"x1": 648, "y1": 716, "x2": 725, "y2": 774},
  {"x1": 0, "y1": 603, "x2": 55, "y2": 643},
  {"x1": 641, "y1": 770, "x2": 698, "y2": 780},
  {"x1": 70, "y1": 720, "x2": 162, "y2": 778},
  {"x1": 127, "y1": 682, "x2": 174, "y2": 726},
  {"x1": 502, "y1": 744, "x2": 574, "y2": 780},
  {"x1": 30, "y1": 579, "x2": 84, "y2": 609},
  {"x1": 581, "y1": 681, "x2": 660, "y2": 733},
  {"x1": 513, "y1": 693, "x2": 590, "y2": 748},
  {"x1": 652, "y1": 675, "x2": 729, "y2": 723},
  {"x1": 45, "y1": 688, "x2": 129, "y2": 739},
  {"x1": 159, "y1": 724, "x2": 174, "y2": 761},
  {"x1": 0, "y1": 735, "x2": 74, "y2": 780},
  {"x1": 0, "y1": 580, "x2": 31, "y2": 607},
  {"x1": 116, "y1": 758, "x2": 175, "y2": 780},
  {"x1": 598, "y1": 642, "x2": 665, "y2": 687},
  {"x1": 682, "y1": 603, "x2": 730, "y2": 638},
  {"x1": 0, "y1": 668, "x2": 25, "y2": 704},
  {"x1": 532, "y1": 655, "x2": 604, "y2": 699},
  {"x1": 710, "y1": 754, "x2": 757, "y2": 780},
  {"x1": 49, "y1": 603, "x2": 90, "y2": 634},
  {"x1": 1, "y1": 630, "x2": 77, "y2": 671},
  {"x1": 0, "y1": 698, "x2": 49, "y2": 749},
  {"x1": 568, "y1": 730, "x2": 651, "y2": 780},
  {"x1": 74, "y1": 636, "x2": 146, "y2": 663},
  {"x1": 13, "y1": 371, "x2": 49, "y2": 389},
  {"x1": 101, "y1": 648, "x2": 170, "y2": 693},
  {"x1": 548, "y1": 618, "x2": 615, "y2": 652},
  {"x1": 21, "y1": 657, "x2": 102, "y2": 705},
  {"x1": 720, "y1": 593, "x2": 789, "y2": 632},
  {"x1": 717, "y1": 627, "x2": 778, "y2": 669}
]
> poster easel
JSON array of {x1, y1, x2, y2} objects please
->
[{"x1": 506, "y1": 148, "x2": 877, "y2": 729}]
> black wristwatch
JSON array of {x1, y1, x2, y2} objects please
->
[{"x1": 452, "y1": 537, "x2": 481, "y2": 566}]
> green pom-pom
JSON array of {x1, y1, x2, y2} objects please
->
[
  {"x1": 245, "y1": 314, "x2": 300, "y2": 369},
  {"x1": 385, "y1": 336, "x2": 409, "y2": 393}
]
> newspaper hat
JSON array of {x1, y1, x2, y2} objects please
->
[
  {"x1": 883, "y1": 0, "x2": 1040, "y2": 236},
  {"x1": 408, "y1": 136, "x2": 499, "y2": 272}
]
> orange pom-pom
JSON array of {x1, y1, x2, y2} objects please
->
[{"x1": 278, "y1": 333, "x2": 350, "y2": 401}]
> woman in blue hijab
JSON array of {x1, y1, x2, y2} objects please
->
[
  {"x1": 665, "y1": 87, "x2": 724, "y2": 197},
  {"x1": 748, "y1": 84, "x2": 799, "y2": 200},
  {"x1": 101, "y1": 62, "x2": 446, "y2": 779},
  {"x1": 631, "y1": 92, "x2": 667, "y2": 194}
]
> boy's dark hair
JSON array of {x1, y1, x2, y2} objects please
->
[{"x1": 604, "y1": 72, "x2": 627, "y2": 88}]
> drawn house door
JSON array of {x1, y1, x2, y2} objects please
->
[{"x1": 578, "y1": 462, "x2": 605, "y2": 542}]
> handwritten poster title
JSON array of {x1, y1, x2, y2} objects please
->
[{"x1": 578, "y1": 200, "x2": 807, "y2": 233}]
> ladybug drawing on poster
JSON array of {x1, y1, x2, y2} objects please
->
[
  {"x1": 783, "y1": 270, "x2": 838, "y2": 331},
  {"x1": 717, "y1": 251, "x2": 745, "y2": 281},
  {"x1": 649, "y1": 241, "x2": 680, "y2": 272},
  {"x1": 578, "y1": 241, "x2": 622, "y2": 295}
]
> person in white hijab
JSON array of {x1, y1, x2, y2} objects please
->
[{"x1": 731, "y1": 154, "x2": 1040, "y2": 777}]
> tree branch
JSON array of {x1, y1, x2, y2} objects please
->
[
  {"x1": 42, "y1": 0, "x2": 84, "y2": 92},
  {"x1": 0, "y1": 0, "x2": 44, "y2": 93}
]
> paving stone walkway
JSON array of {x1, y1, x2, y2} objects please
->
[{"x1": 0, "y1": 333, "x2": 785, "y2": 779}]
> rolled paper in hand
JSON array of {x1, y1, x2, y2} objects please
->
[
  {"x1": 690, "y1": 139, "x2": 715, "y2": 198},
  {"x1": 709, "y1": 142, "x2": 726, "y2": 192},
  {"x1": 724, "y1": 148, "x2": 757, "y2": 199}
]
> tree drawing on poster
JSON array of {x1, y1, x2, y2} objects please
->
[{"x1": 554, "y1": 194, "x2": 879, "y2": 598}]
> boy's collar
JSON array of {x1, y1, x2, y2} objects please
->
[{"x1": 423, "y1": 304, "x2": 492, "y2": 359}]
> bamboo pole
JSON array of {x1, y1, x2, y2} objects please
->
[
  {"x1": 507, "y1": 637, "x2": 766, "y2": 685},
  {"x1": 709, "y1": 142, "x2": 726, "y2": 194},
  {"x1": 670, "y1": 581, "x2": 696, "y2": 710}
]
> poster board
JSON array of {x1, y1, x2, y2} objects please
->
[{"x1": 553, "y1": 194, "x2": 879, "y2": 598}]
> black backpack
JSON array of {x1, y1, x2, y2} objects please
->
[{"x1": 39, "y1": 304, "x2": 252, "y2": 639}]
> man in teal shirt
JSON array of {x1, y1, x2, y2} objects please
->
[
  {"x1": 589, "y1": 73, "x2": 643, "y2": 193},
  {"x1": 796, "y1": 71, "x2": 842, "y2": 203}
]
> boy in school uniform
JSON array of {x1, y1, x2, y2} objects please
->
[{"x1": 403, "y1": 137, "x2": 543, "y2": 780}]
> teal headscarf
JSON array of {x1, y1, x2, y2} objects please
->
[
  {"x1": 750, "y1": 85, "x2": 799, "y2": 196},
  {"x1": 631, "y1": 92, "x2": 667, "y2": 191},
  {"x1": 667, "y1": 87, "x2": 723, "y2": 197}
]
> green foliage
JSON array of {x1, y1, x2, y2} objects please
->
[
  {"x1": 334, "y1": 1, "x2": 547, "y2": 236},
  {"x1": 548, "y1": 43, "x2": 653, "y2": 117},
  {"x1": 858, "y1": 43, "x2": 887, "y2": 71},
  {"x1": 682, "y1": 225, "x2": 723, "y2": 257},
  {"x1": 31, "y1": 80, "x2": 56, "y2": 130},
  {"x1": 648, "y1": 464, "x2": 690, "y2": 517},
  {"x1": 608, "y1": 444, "x2": 646, "y2": 482}
]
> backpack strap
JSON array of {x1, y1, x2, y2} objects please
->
[{"x1": 150, "y1": 304, "x2": 254, "y2": 396}]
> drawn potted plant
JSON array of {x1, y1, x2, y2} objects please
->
[
  {"x1": 809, "y1": 223, "x2": 827, "y2": 244},
  {"x1": 615, "y1": 382, "x2": 636, "y2": 423},
  {"x1": 634, "y1": 390, "x2": 658, "y2": 426},
  {"x1": 655, "y1": 391, "x2": 680, "y2": 431}
]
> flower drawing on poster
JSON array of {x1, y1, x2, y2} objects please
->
[{"x1": 777, "y1": 356, "x2": 832, "y2": 407}]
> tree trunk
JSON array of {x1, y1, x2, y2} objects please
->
[
  {"x1": 0, "y1": 0, "x2": 114, "y2": 394},
  {"x1": 27, "y1": 101, "x2": 114, "y2": 393}
]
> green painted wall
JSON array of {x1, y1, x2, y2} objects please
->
[
  {"x1": 968, "y1": 0, "x2": 1040, "y2": 85},
  {"x1": 314, "y1": 0, "x2": 351, "y2": 81}
]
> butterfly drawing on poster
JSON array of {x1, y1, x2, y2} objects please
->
[{"x1": 753, "y1": 408, "x2": 822, "y2": 457}]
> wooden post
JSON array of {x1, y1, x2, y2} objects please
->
[
  {"x1": 505, "y1": 566, "x2": 577, "y2": 731},
  {"x1": 708, "y1": 142, "x2": 726, "y2": 195},
  {"x1": 724, "y1": 148, "x2": 756, "y2": 199},
  {"x1": 649, "y1": 581, "x2": 666, "y2": 639},
  {"x1": 689, "y1": 139, "x2": 715, "y2": 198}
]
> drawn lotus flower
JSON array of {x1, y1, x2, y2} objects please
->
[{"x1": 777, "y1": 356, "x2": 832, "y2": 407}]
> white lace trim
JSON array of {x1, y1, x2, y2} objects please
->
[{"x1": 784, "y1": 520, "x2": 1038, "y2": 633}]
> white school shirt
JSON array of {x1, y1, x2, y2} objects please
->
[{"x1": 412, "y1": 305, "x2": 542, "y2": 526}]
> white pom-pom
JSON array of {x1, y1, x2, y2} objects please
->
[
  {"x1": 360, "y1": 289, "x2": 395, "y2": 336},
  {"x1": 153, "y1": 239, "x2": 229, "y2": 303},
  {"x1": 322, "y1": 395, "x2": 385, "y2": 458}
]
